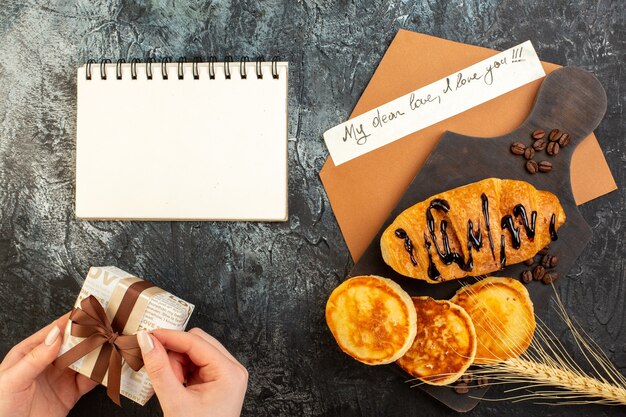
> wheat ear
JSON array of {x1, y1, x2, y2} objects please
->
[
  {"x1": 473, "y1": 282, "x2": 626, "y2": 406},
  {"x1": 482, "y1": 358, "x2": 626, "y2": 406}
]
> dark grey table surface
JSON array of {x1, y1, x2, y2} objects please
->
[{"x1": 0, "y1": 1, "x2": 624, "y2": 416}]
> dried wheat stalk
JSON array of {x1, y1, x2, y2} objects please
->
[
  {"x1": 472, "y1": 283, "x2": 626, "y2": 406},
  {"x1": 410, "y1": 280, "x2": 626, "y2": 406}
]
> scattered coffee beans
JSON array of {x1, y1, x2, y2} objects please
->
[
  {"x1": 522, "y1": 246, "x2": 559, "y2": 286},
  {"x1": 512, "y1": 128, "x2": 571, "y2": 175},
  {"x1": 531, "y1": 129, "x2": 545, "y2": 140},
  {"x1": 533, "y1": 265, "x2": 546, "y2": 281},
  {"x1": 525, "y1": 160, "x2": 539, "y2": 174},
  {"x1": 538, "y1": 161, "x2": 553, "y2": 173},
  {"x1": 511, "y1": 142, "x2": 526, "y2": 155},
  {"x1": 542, "y1": 272, "x2": 558, "y2": 284},
  {"x1": 549, "y1": 129, "x2": 561, "y2": 141},
  {"x1": 524, "y1": 147, "x2": 535, "y2": 160},
  {"x1": 454, "y1": 383, "x2": 469, "y2": 395},
  {"x1": 542, "y1": 255, "x2": 559, "y2": 268},
  {"x1": 550, "y1": 256, "x2": 559, "y2": 268},
  {"x1": 460, "y1": 374, "x2": 472, "y2": 384},
  {"x1": 547, "y1": 141, "x2": 560, "y2": 156},
  {"x1": 475, "y1": 377, "x2": 489, "y2": 388},
  {"x1": 532, "y1": 139, "x2": 547, "y2": 151}
]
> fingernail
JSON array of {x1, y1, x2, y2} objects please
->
[
  {"x1": 137, "y1": 330, "x2": 154, "y2": 353},
  {"x1": 44, "y1": 325, "x2": 60, "y2": 346}
]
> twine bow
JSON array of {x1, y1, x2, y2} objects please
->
[{"x1": 54, "y1": 295, "x2": 144, "y2": 405}]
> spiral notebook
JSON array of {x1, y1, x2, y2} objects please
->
[{"x1": 75, "y1": 58, "x2": 288, "y2": 221}]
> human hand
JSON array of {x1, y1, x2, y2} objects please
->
[
  {"x1": 0, "y1": 314, "x2": 98, "y2": 417},
  {"x1": 137, "y1": 328, "x2": 248, "y2": 417}
]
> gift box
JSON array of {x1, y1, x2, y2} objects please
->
[{"x1": 55, "y1": 266, "x2": 194, "y2": 405}]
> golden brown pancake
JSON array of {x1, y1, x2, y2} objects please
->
[
  {"x1": 326, "y1": 275, "x2": 417, "y2": 365},
  {"x1": 451, "y1": 277, "x2": 535, "y2": 364},
  {"x1": 396, "y1": 297, "x2": 476, "y2": 385}
]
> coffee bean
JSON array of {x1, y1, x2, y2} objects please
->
[
  {"x1": 538, "y1": 161, "x2": 553, "y2": 173},
  {"x1": 524, "y1": 258, "x2": 535, "y2": 266},
  {"x1": 532, "y1": 139, "x2": 547, "y2": 151},
  {"x1": 547, "y1": 141, "x2": 560, "y2": 156},
  {"x1": 475, "y1": 376, "x2": 489, "y2": 388},
  {"x1": 454, "y1": 383, "x2": 469, "y2": 394},
  {"x1": 539, "y1": 246, "x2": 550, "y2": 255},
  {"x1": 511, "y1": 142, "x2": 526, "y2": 155},
  {"x1": 521, "y1": 270, "x2": 533, "y2": 284},
  {"x1": 531, "y1": 129, "x2": 545, "y2": 140},
  {"x1": 549, "y1": 129, "x2": 561, "y2": 142},
  {"x1": 541, "y1": 255, "x2": 551, "y2": 267},
  {"x1": 549, "y1": 255, "x2": 559, "y2": 268},
  {"x1": 542, "y1": 272, "x2": 559, "y2": 284},
  {"x1": 558, "y1": 132, "x2": 571, "y2": 147},
  {"x1": 460, "y1": 373, "x2": 472, "y2": 384},
  {"x1": 524, "y1": 147, "x2": 535, "y2": 160},
  {"x1": 525, "y1": 160, "x2": 539, "y2": 174},
  {"x1": 533, "y1": 265, "x2": 546, "y2": 280}
]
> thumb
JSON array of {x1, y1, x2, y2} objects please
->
[
  {"x1": 137, "y1": 331, "x2": 185, "y2": 404},
  {"x1": 5, "y1": 323, "x2": 62, "y2": 391}
]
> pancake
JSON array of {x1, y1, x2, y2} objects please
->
[
  {"x1": 396, "y1": 297, "x2": 476, "y2": 385},
  {"x1": 326, "y1": 275, "x2": 417, "y2": 365},
  {"x1": 451, "y1": 277, "x2": 535, "y2": 365}
]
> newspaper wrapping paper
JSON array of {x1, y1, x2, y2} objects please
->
[{"x1": 57, "y1": 266, "x2": 194, "y2": 405}]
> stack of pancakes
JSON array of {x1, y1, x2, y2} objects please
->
[{"x1": 326, "y1": 276, "x2": 535, "y2": 385}]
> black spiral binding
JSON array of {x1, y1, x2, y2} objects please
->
[
  {"x1": 177, "y1": 57, "x2": 186, "y2": 80},
  {"x1": 161, "y1": 57, "x2": 172, "y2": 80},
  {"x1": 100, "y1": 59, "x2": 111, "y2": 80},
  {"x1": 130, "y1": 58, "x2": 140, "y2": 80},
  {"x1": 116, "y1": 59, "x2": 125, "y2": 80},
  {"x1": 192, "y1": 56, "x2": 201, "y2": 80},
  {"x1": 224, "y1": 55, "x2": 233, "y2": 79},
  {"x1": 86, "y1": 56, "x2": 281, "y2": 80},
  {"x1": 145, "y1": 58, "x2": 154, "y2": 80},
  {"x1": 240, "y1": 56, "x2": 249, "y2": 79},
  {"x1": 256, "y1": 57, "x2": 263, "y2": 79},
  {"x1": 85, "y1": 59, "x2": 96, "y2": 80},
  {"x1": 271, "y1": 56, "x2": 279, "y2": 79},
  {"x1": 208, "y1": 56, "x2": 217, "y2": 79}
]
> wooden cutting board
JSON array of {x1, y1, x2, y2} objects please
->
[{"x1": 347, "y1": 67, "x2": 608, "y2": 412}]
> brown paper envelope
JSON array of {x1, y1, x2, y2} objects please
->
[{"x1": 320, "y1": 29, "x2": 616, "y2": 262}]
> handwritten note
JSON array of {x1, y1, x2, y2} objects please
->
[{"x1": 324, "y1": 41, "x2": 545, "y2": 165}]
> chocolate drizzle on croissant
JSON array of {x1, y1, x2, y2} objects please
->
[
  {"x1": 514, "y1": 204, "x2": 537, "y2": 239},
  {"x1": 394, "y1": 228, "x2": 418, "y2": 266},
  {"x1": 481, "y1": 192, "x2": 495, "y2": 260},
  {"x1": 383, "y1": 179, "x2": 565, "y2": 283}
]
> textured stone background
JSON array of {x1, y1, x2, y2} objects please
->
[{"x1": 0, "y1": 1, "x2": 624, "y2": 416}]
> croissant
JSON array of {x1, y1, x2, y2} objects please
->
[{"x1": 380, "y1": 178, "x2": 566, "y2": 283}]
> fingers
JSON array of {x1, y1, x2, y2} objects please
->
[
  {"x1": 151, "y1": 329, "x2": 248, "y2": 387},
  {"x1": 150, "y1": 329, "x2": 232, "y2": 371},
  {"x1": 1, "y1": 313, "x2": 70, "y2": 370},
  {"x1": 2, "y1": 321, "x2": 64, "y2": 391},
  {"x1": 187, "y1": 328, "x2": 240, "y2": 364},
  {"x1": 137, "y1": 331, "x2": 186, "y2": 404},
  {"x1": 167, "y1": 351, "x2": 187, "y2": 384},
  {"x1": 186, "y1": 328, "x2": 248, "y2": 379}
]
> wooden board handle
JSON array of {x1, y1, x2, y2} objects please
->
[{"x1": 523, "y1": 67, "x2": 607, "y2": 149}]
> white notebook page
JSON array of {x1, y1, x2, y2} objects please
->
[{"x1": 75, "y1": 61, "x2": 288, "y2": 221}]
